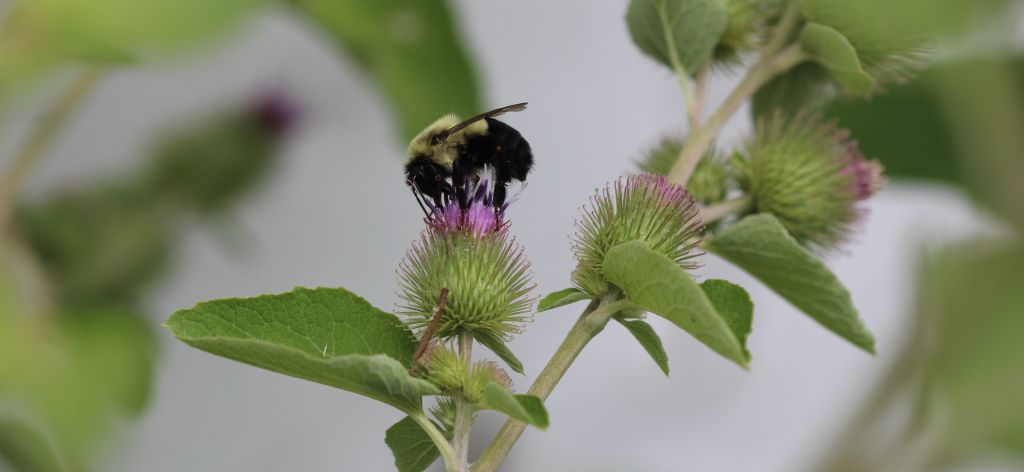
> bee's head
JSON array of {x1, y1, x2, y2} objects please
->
[{"x1": 407, "y1": 114, "x2": 462, "y2": 168}]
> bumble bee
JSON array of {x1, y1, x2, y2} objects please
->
[{"x1": 405, "y1": 102, "x2": 533, "y2": 212}]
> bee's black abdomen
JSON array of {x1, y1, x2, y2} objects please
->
[{"x1": 465, "y1": 118, "x2": 534, "y2": 207}]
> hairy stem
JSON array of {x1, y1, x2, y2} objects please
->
[
  {"x1": 667, "y1": 43, "x2": 806, "y2": 187},
  {"x1": 0, "y1": 66, "x2": 104, "y2": 230},
  {"x1": 692, "y1": 62, "x2": 711, "y2": 127},
  {"x1": 452, "y1": 332, "x2": 474, "y2": 471},
  {"x1": 410, "y1": 412, "x2": 460, "y2": 472},
  {"x1": 700, "y1": 194, "x2": 754, "y2": 225},
  {"x1": 472, "y1": 296, "x2": 634, "y2": 472}
]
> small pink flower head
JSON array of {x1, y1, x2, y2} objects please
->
[
  {"x1": 733, "y1": 112, "x2": 887, "y2": 252},
  {"x1": 249, "y1": 89, "x2": 300, "y2": 137}
]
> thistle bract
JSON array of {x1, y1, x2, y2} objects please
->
[
  {"x1": 733, "y1": 113, "x2": 884, "y2": 251},
  {"x1": 572, "y1": 174, "x2": 704, "y2": 297},
  {"x1": 398, "y1": 230, "x2": 534, "y2": 339}
]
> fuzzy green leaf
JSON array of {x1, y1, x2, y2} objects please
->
[
  {"x1": 799, "y1": 22, "x2": 875, "y2": 95},
  {"x1": 603, "y1": 240, "x2": 749, "y2": 367},
  {"x1": 701, "y1": 279, "x2": 753, "y2": 360},
  {"x1": 473, "y1": 331, "x2": 524, "y2": 375},
  {"x1": 482, "y1": 383, "x2": 549, "y2": 430},
  {"x1": 292, "y1": 0, "x2": 481, "y2": 142},
  {"x1": 384, "y1": 416, "x2": 441, "y2": 472},
  {"x1": 705, "y1": 214, "x2": 875, "y2": 352},
  {"x1": 165, "y1": 287, "x2": 437, "y2": 411},
  {"x1": 615, "y1": 317, "x2": 670, "y2": 375},
  {"x1": 536, "y1": 288, "x2": 591, "y2": 312},
  {"x1": 626, "y1": 0, "x2": 729, "y2": 74}
]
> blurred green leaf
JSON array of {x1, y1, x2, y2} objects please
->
[
  {"x1": 165, "y1": 287, "x2": 437, "y2": 411},
  {"x1": 15, "y1": 101, "x2": 285, "y2": 308},
  {"x1": 0, "y1": 415, "x2": 65, "y2": 472},
  {"x1": 0, "y1": 0, "x2": 264, "y2": 96},
  {"x1": 799, "y1": 23, "x2": 874, "y2": 95},
  {"x1": 481, "y1": 383, "x2": 548, "y2": 430},
  {"x1": 705, "y1": 214, "x2": 874, "y2": 352},
  {"x1": 0, "y1": 307, "x2": 155, "y2": 469},
  {"x1": 384, "y1": 416, "x2": 441, "y2": 472},
  {"x1": 922, "y1": 243, "x2": 1024, "y2": 456},
  {"x1": 473, "y1": 331, "x2": 524, "y2": 375},
  {"x1": 615, "y1": 317, "x2": 670, "y2": 375},
  {"x1": 701, "y1": 279, "x2": 753, "y2": 360},
  {"x1": 291, "y1": 0, "x2": 480, "y2": 142},
  {"x1": 536, "y1": 288, "x2": 591, "y2": 313},
  {"x1": 625, "y1": 0, "x2": 728, "y2": 74},
  {"x1": 825, "y1": 57, "x2": 1024, "y2": 226},
  {"x1": 603, "y1": 240, "x2": 749, "y2": 367}
]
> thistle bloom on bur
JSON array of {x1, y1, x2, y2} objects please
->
[
  {"x1": 733, "y1": 112, "x2": 885, "y2": 252},
  {"x1": 572, "y1": 173, "x2": 704, "y2": 297},
  {"x1": 398, "y1": 171, "x2": 534, "y2": 340}
]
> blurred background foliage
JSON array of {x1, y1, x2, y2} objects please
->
[
  {"x1": 0, "y1": 0, "x2": 480, "y2": 470},
  {"x1": 1, "y1": 0, "x2": 1023, "y2": 470}
]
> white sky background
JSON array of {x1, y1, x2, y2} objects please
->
[{"x1": 3, "y1": 1, "x2": 1018, "y2": 471}]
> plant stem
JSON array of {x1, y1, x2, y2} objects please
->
[
  {"x1": 0, "y1": 66, "x2": 105, "y2": 231},
  {"x1": 472, "y1": 296, "x2": 634, "y2": 472},
  {"x1": 666, "y1": 43, "x2": 806, "y2": 187},
  {"x1": 700, "y1": 194, "x2": 753, "y2": 225},
  {"x1": 452, "y1": 332, "x2": 474, "y2": 471},
  {"x1": 410, "y1": 412, "x2": 460, "y2": 472},
  {"x1": 655, "y1": 0, "x2": 700, "y2": 130},
  {"x1": 692, "y1": 63, "x2": 711, "y2": 127}
]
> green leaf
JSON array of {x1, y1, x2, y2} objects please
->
[
  {"x1": 603, "y1": 240, "x2": 749, "y2": 367},
  {"x1": 700, "y1": 279, "x2": 753, "y2": 360},
  {"x1": 473, "y1": 331, "x2": 524, "y2": 375},
  {"x1": 614, "y1": 317, "x2": 670, "y2": 375},
  {"x1": 536, "y1": 288, "x2": 591, "y2": 312},
  {"x1": 384, "y1": 416, "x2": 441, "y2": 472},
  {"x1": 482, "y1": 383, "x2": 549, "y2": 430},
  {"x1": 626, "y1": 0, "x2": 729, "y2": 74},
  {"x1": 165, "y1": 287, "x2": 438, "y2": 411},
  {"x1": 704, "y1": 214, "x2": 875, "y2": 352},
  {"x1": 922, "y1": 243, "x2": 1024, "y2": 454},
  {"x1": 799, "y1": 23, "x2": 875, "y2": 95},
  {"x1": 292, "y1": 0, "x2": 481, "y2": 142}
]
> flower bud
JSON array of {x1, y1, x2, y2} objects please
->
[
  {"x1": 715, "y1": 0, "x2": 767, "y2": 64},
  {"x1": 572, "y1": 174, "x2": 704, "y2": 297},
  {"x1": 733, "y1": 112, "x2": 885, "y2": 251},
  {"x1": 637, "y1": 136, "x2": 729, "y2": 205},
  {"x1": 398, "y1": 231, "x2": 534, "y2": 339}
]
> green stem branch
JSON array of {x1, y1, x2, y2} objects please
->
[
  {"x1": 452, "y1": 332, "x2": 474, "y2": 471},
  {"x1": 667, "y1": 43, "x2": 806, "y2": 187},
  {"x1": 409, "y1": 412, "x2": 460, "y2": 472},
  {"x1": 471, "y1": 296, "x2": 633, "y2": 472},
  {"x1": 0, "y1": 66, "x2": 104, "y2": 231},
  {"x1": 700, "y1": 194, "x2": 753, "y2": 225}
]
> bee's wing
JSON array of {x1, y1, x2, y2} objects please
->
[{"x1": 444, "y1": 102, "x2": 528, "y2": 137}]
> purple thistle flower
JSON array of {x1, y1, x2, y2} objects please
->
[{"x1": 422, "y1": 169, "x2": 516, "y2": 237}]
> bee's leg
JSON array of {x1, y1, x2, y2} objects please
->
[
  {"x1": 493, "y1": 179, "x2": 509, "y2": 209},
  {"x1": 452, "y1": 163, "x2": 471, "y2": 210}
]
